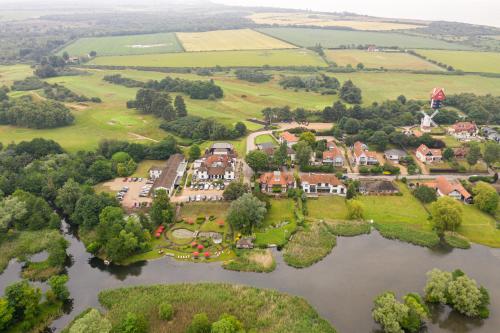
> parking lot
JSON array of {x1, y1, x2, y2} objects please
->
[{"x1": 99, "y1": 177, "x2": 153, "y2": 209}]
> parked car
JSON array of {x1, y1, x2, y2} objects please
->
[{"x1": 196, "y1": 195, "x2": 201, "y2": 202}]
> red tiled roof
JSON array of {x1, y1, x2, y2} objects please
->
[
  {"x1": 300, "y1": 173, "x2": 342, "y2": 186},
  {"x1": 353, "y1": 141, "x2": 365, "y2": 158},
  {"x1": 451, "y1": 122, "x2": 477, "y2": 133},
  {"x1": 417, "y1": 144, "x2": 442, "y2": 157},
  {"x1": 259, "y1": 171, "x2": 294, "y2": 186},
  {"x1": 424, "y1": 176, "x2": 471, "y2": 199},
  {"x1": 280, "y1": 131, "x2": 299, "y2": 143},
  {"x1": 323, "y1": 147, "x2": 343, "y2": 160}
]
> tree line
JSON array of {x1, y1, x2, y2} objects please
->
[
  {"x1": 160, "y1": 115, "x2": 247, "y2": 141},
  {"x1": 128, "y1": 89, "x2": 187, "y2": 121},
  {"x1": 144, "y1": 76, "x2": 223, "y2": 100}
]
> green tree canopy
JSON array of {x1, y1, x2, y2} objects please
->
[
  {"x1": 227, "y1": 194, "x2": 267, "y2": 234},
  {"x1": 69, "y1": 309, "x2": 111, "y2": 333},
  {"x1": 472, "y1": 182, "x2": 499, "y2": 215},
  {"x1": 430, "y1": 196, "x2": 463, "y2": 234}
]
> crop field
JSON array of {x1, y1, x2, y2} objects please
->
[
  {"x1": 89, "y1": 49, "x2": 327, "y2": 67},
  {"x1": 58, "y1": 32, "x2": 183, "y2": 56},
  {"x1": 176, "y1": 29, "x2": 296, "y2": 51},
  {"x1": 249, "y1": 12, "x2": 423, "y2": 31},
  {"x1": 416, "y1": 50, "x2": 500, "y2": 73},
  {"x1": 325, "y1": 50, "x2": 441, "y2": 70},
  {"x1": 258, "y1": 27, "x2": 471, "y2": 50}
]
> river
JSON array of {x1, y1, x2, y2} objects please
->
[{"x1": 1, "y1": 223, "x2": 499, "y2": 333}]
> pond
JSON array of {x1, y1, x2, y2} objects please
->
[{"x1": 1, "y1": 223, "x2": 499, "y2": 333}]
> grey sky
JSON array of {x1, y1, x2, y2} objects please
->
[{"x1": 215, "y1": 0, "x2": 499, "y2": 27}]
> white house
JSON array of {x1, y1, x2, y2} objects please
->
[
  {"x1": 300, "y1": 173, "x2": 346, "y2": 195},
  {"x1": 279, "y1": 131, "x2": 299, "y2": 148},
  {"x1": 152, "y1": 154, "x2": 187, "y2": 196},
  {"x1": 352, "y1": 141, "x2": 378, "y2": 166},
  {"x1": 415, "y1": 144, "x2": 442, "y2": 164}
]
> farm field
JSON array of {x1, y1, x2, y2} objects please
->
[
  {"x1": 58, "y1": 32, "x2": 183, "y2": 56},
  {"x1": 0, "y1": 64, "x2": 33, "y2": 85},
  {"x1": 325, "y1": 50, "x2": 442, "y2": 70},
  {"x1": 416, "y1": 50, "x2": 500, "y2": 73},
  {"x1": 89, "y1": 49, "x2": 327, "y2": 67},
  {"x1": 176, "y1": 28, "x2": 296, "y2": 51},
  {"x1": 249, "y1": 12, "x2": 423, "y2": 31},
  {"x1": 258, "y1": 27, "x2": 471, "y2": 50}
]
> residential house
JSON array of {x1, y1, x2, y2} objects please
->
[
  {"x1": 448, "y1": 122, "x2": 478, "y2": 141},
  {"x1": 415, "y1": 144, "x2": 442, "y2": 164},
  {"x1": 300, "y1": 173, "x2": 346, "y2": 195},
  {"x1": 259, "y1": 171, "x2": 295, "y2": 193},
  {"x1": 352, "y1": 141, "x2": 379, "y2": 166},
  {"x1": 482, "y1": 127, "x2": 500, "y2": 143},
  {"x1": 152, "y1": 154, "x2": 187, "y2": 196},
  {"x1": 259, "y1": 144, "x2": 296, "y2": 161},
  {"x1": 279, "y1": 131, "x2": 299, "y2": 148},
  {"x1": 323, "y1": 142, "x2": 344, "y2": 166},
  {"x1": 423, "y1": 176, "x2": 471, "y2": 203},
  {"x1": 384, "y1": 149, "x2": 407, "y2": 164},
  {"x1": 359, "y1": 179, "x2": 399, "y2": 195},
  {"x1": 207, "y1": 142, "x2": 236, "y2": 156},
  {"x1": 452, "y1": 147, "x2": 468, "y2": 159}
]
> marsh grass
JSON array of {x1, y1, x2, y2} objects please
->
[
  {"x1": 223, "y1": 249, "x2": 276, "y2": 273},
  {"x1": 374, "y1": 223, "x2": 439, "y2": 247}
]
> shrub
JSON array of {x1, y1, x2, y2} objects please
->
[
  {"x1": 186, "y1": 313, "x2": 211, "y2": 333},
  {"x1": 375, "y1": 223, "x2": 439, "y2": 247},
  {"x1": 115, "y1": 312, "x2": 148, "y2": 333},
  {"x1": 158, "y1": 302, "x2": 174, "y2": 321}
]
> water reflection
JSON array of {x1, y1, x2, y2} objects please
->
[{"x1": 1, "y1": 224, "x2": 499, "y2": 333}]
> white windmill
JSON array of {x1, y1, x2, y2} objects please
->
[{"x1": 420, "y1": 110, "x2": 439, "y2": 132}]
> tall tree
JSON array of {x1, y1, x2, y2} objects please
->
[
  {"x1": 227, "y1": 194, "x2": 266, "y2": 234},
  {"x1": 188, "y1": 145, "x2": 201, "y2": 161},
  {"x1": 245, "y1": 150, "x2": 269, "y2": 172},
  {"x1": 294, "y1": 141, "x2": 313, "y2": 168},
  {"x1": 430, "y1": 196, "x2": 463, "y2": 234},
  {"x1": 473, "y1": 182, "x2": 499, "y2": 215},
  {"x1": 483, "y1": 142, "x2": 500, "y2": 167},
  {"x1": 174, "y1": 95, "x2": 187, "y2": 117},
  {"x1": 150, "y1": 189, "x2": 174, "y2": 226},
  {"x1": 466, "y1": 143, "x2": 481, "y2": 168}
]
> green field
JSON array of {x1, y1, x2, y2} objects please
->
[
  {"x1": 325, "y1": 50, "x2": 441, "y2": 70},
  {"x1": 258, "y1": 28, "x2": 471, "y2": 50},
  {"x1": 0, "y1": 64, "x2": 33, "y2": 85},
  {"x1": 416, "y1": 50, "x2": 500, "y2": 73},
  {"x1": 59, "y1": 32, "x2": 183, "y2": 56},
  {"x1": 255, "y1": 133, "x2": 277, "y2": 145},
  {"x1": 89, "y1": 49, "x2": 327, "y2": 68}
]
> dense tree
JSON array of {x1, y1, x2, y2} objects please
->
[
  {"x1": 369, "y1": 131, "x2": 389, "y2": 151},
  {"x1": 145, "y1": 76, "x2": 223, "y2": 100},
  {"x1": 103, "y1": 74, "x2": 144, "y2": 88},
  {"x1": 430, "y1": 196, "x2": 463, "y2": 234},
  {"x1": 211, "y1": 314, "x2": 244, "y2": 333},
  {"x1": 223, "y1": 182, "x2": 249, "y2": 201},
  {"x1": 272, "y1": 142, "x2": 288, "y2": 167},
  {"x1": 55, "y1": 179, "x2": 83, "y2": 216},
  {"x1": 187, "y1": 313, "x2": 211, "y2": 333},
  {"x1": 189, "y1": 144, "x2": 201, "y2": 161},
  {"x1": 72, "y1": 193, "x2": 118, "y2": 229},
  {"x1": 0, "y1": 298, "x2": 13, "y2": 332},
  {"x1": 299, "y1": 131, "x2": 316, "y2": 146},
  {"x1": 161, "y1": 116, "x2": 244, "y2": 141},
  {"x1": 483, "y1": 142, "x2": 500, "y2": 166},
  {"x1": 372, "y1": 292, "x2": 409, "y2": 333},
  {"x1": 88, "y1": 159, "x2": 114, "y2": 183},
  {"x1": 0, "y1": 196, "x2": 27, "y2": 232},
  {"x1": 466, "y1": 143, "x2": 481, "y2": 167},
  {"x1": 443, "y1": 147, "x2": 455, "y2": 161},
  {"x1": 5, "y1": 280, "x2": 41, "y2": 326},
  {"x1": 48, "y1": 275, "x2": 69, "y2": 301},
  {"x1": 472, "y1": 182, "x2": 499, "y2": 215},
  {"x1": 115, "y1": 312, "x2": 148, "y2": 333},
  {"x1": 294, "y1": 141, "x2": 313, "y2": 168},
  {"x1": 413, "y1": 186, "x2": 437, "y2": 203},
  {"x1": 227, "y1": 194, "x2": 267, "y2": 234},
  {"x1": 343, "y1": 118, "x2": 361, "y2": 134},
  {"x1": 69, "y1": 309, "x2": 111, "y2": 333},
  {"x1": 339, "y1": 80, "x2": 362, "y2": 104},
  {"x1": 424, "y1": 268, "x2": 452, "y2": 304},
  {"x1": 234, "y1": 122, "x2": 247, "y2": 137},
  {"x1": 245, "y1": 150, "x2": 269, "y2": 172},
  {"x1": 149, "y1": 189, "x2": 174, "y2": 227},
  {"x1": 174, "y1": 95, "x2": 187, "y2": 117},
  {"x1": 235, "y1": 69, "x2": 272, "y2": 83}
]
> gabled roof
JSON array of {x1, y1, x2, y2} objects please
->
[
  {"x1": 210, "y1": 142, "x2": 234, "y2": 150},
  {"x1": 384, "y1": 149, "x2": 407, "y2": 157},
  {"x1": 323, "y1": 147, "x2": 343, "y2": 160},
  {"x1": 426, "y1": 176, "x2": 471, "y2": 199},
  {"x1": 359, "y1": 179, "x2": 399, "y2": 193},
  {"x1": 280, "y1": 131, "x2": 299, "y2": 143},
  {"x1": 259, "y1": 171, "x2": 294, "y2": 186},
  {"x1": 416, "y1": 144, "x2": 442, "y2": 157},
  {"x1": 152, "y1": 154, "x2": 185, "y2": 190},
  {"x1": 300, "y1": 173, "x2": 343, "y2": 186},
  {"x1": 450, "y1": 122, "x2": 477, "y2": 133}
]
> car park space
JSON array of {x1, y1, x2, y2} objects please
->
[{"x1": 99, "y1": 177, "x2": 153, "y2": 209}]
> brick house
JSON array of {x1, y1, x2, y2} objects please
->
[{"x1": 259, "y1": 171, "x2": 295, "y2": 193}]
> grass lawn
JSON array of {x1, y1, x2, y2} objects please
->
[
  {"x1": 416, "y1": 50, "x2": 500, "y2": 73},
  {"x1": 255, "y1": 199, "x2": 297, "y2": 247},
  {"x1": 257, "y1": 27, "x2": 470, "y2": 50},
  {"x1": 59, "y1": 32, "x2": 183, "y2": 56},
  {"x1": 0, "y1": 64, "x2": 33, "y2": 86},
  {"x1": 325, "y1": 50, "x2": 442, "y2": 71},
  {"x1": 455, "y1": 205, "x2": 500, "y2": 248},
  {"x1": 131, "y1": 160, "x2": 164, "y2": 178},
  {"x1": 307, "y1": 196, "x2": 349, "y2": 221},
  {"x1": 89, "y1": 49, "x2": 327, "y2": 68},
  {"x1": 178, "y1": 202, "x2": 230, "y2": 221},
  {"x1": 255, "y1": 133, "x2": 277, "y2": 145},
  {"x1": 176, "y1": 29, "x2": 296, "y2": 52},
  {"x1": 95, "y1": 284, "x2": 336, "y2": 333},
  {"x1": 358, "y1": 184, "x2": 431, "y2": 226}
]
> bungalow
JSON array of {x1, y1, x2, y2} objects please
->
[
  {"x1": 359, "y1": 179, "x2": 399, "y2": 195},
  {"x1": 300, "y1": 173, "x2": 346, "y2": 195},
  {"x1": 482, "y1": 127, "x2": 500, "y2": 143},
  {"x1": 279, "y1": 131, "x2": 299, "y2": 148},
  {"x1": 352, "y1": 141, "x2": 379, "y2": 166},
  {"x1": 448, "y1": 122, "x2": 478, "y2": 141},
  {"x1": 323, "y1": 142, "x2": 344, "y2": 166},
  {"x1": 423, "y1": 176, "x2": 471, "y2": 203},
  {"x1": 384, "y1": 149, "x2": 407, "y2": 163},
  {"x1": 415, "y1": 144, "x2": 442, "y2": 164},
  {"x1": 259, "y1": 171, "x2": 295, "y2": 193},
  {"x1": 152, "y1": 154, "x2": 188, "y2": 196}
]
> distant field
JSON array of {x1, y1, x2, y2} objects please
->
[
  {"x1": 0, "y1": 64, "x2": 32, "y2": 85},
  {"x1": 325, "y1": 50, "x2": 441, "y2": 70},
  {"x1": 416, "y1": 50, "x2": 500, "y2": 73},
  {"x1": 258, "y1": 28, "x2": 470, "y2": 50},
  {"x1": 176, "y1": 29, "x2": 296, "y2": 52},
  {"x1": 249, "y1": 12, "x2": 423, "y2": 31},
  {"x1": 89, "y1": 49, "x2": 327, "y2": 67},
  {"x1": 58, "y1": 33, "x2": 183, "y2": 56}
]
